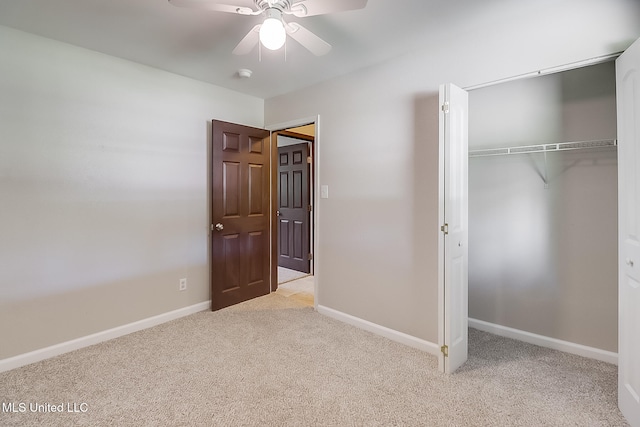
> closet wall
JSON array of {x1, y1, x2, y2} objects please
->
[{"x1": 468, "y1": 62, "x2": 618, "y2": 352}]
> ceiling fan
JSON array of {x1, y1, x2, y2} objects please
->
[{"x1": 168, "y1": 0, "x2": 368, "y2": 56}]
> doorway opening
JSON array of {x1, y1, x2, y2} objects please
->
[
  {"x1": 209, "y1": 118, "x2": 318, "y2": 311},
  {"x1": 466, "y1": 61, "x2": 619, "y2": 361},
  {"x1": 271, "y1": 122, "x2": 316, "y2": 308}
]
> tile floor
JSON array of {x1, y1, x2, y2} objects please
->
[{"x1": 276, "y1": 273, "x2": 314, "y2": 307}]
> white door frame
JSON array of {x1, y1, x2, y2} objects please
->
[{"x1": 267, "y1": 115, "x2": 321, "y2": 309}]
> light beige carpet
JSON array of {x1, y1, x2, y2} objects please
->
[{"x1": 0, "y1": 293, "x2": 628, "y2": 426}]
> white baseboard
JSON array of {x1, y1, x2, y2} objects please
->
[
  {"x1": 0, "y1": 301, "x2": 211, "y2": 373},
  {"x1": 469, "y1": 318, "x2": 618, "y2": 365},
  {"x1": 317, "y1": 305, "x2": 440, "y2": 356}
]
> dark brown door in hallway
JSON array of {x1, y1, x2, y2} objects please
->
[
  {"x1": 211, "y1": 120, "x2": 271, "y2": 310},
  {"x1": 278, "y1": 142, "x2": 311, "y2": 273}
]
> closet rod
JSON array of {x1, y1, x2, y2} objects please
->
[
  {"x1": 469, "y1": 139, "x2": 617, "y2": 158},
  {"x1": 464, "y1": 52, "x2": 621, "y2": 91}
]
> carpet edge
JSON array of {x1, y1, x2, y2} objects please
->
[
  {"x1": 0, "y1": 300, "x2": 211, "y2": 373},
  {"x1": 317, "y1": 304, "x2": 440, "y2": 356},
  {"x1": 469, "y1": 318, "x2": 618, "y2": 365}
]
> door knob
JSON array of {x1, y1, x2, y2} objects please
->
[{"x1": 215, "y1": 223, "x2": 224, "y2": 232}]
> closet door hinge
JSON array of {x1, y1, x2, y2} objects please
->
[
  {"x1": 441, "y1": 345, "x2": 449, "y2": 357},
  {"x1": 441, "y1": 102, "x2": 450, "y2": 113},
  {"x1": 307, "y1": 156, "x2": 312, "y2": 164},
  {"x1": 308, "y1": 205, "x2": 312, "y2": 212},
  {"x1": 441, "y1": 223, "x2": 449, "y2": 235},
  {"x1": 308, "y1": 253, "x2": 313, "y2": 261}
]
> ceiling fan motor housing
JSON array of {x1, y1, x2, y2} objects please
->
[
  {"x1": 255, "y1": 0, "x2": 292, "y2": 13},
  {"x1": 168, "y1": 0, "x2": 368, "y2": 56}
]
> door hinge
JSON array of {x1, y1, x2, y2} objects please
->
[
  {"x1": 308, "y1": 205, "x2": 312, "y2": 212},
  {"x1": 441, "y1": 345, "x2": 449, "y2": 357},
  {"x1": 441, "y1": 223, "x2": 449, "y2": 235},
  {"x1": 308, "y1": 253, "x2": 313, "y2": 261},
  {"x1": 441, "y1": 102, "x2": 450, "y2": 113},
  {"x1": 307, "y1": 156, "x2": 312, "y2": 164},
  {"x1": 210, "y1": 224, "x2": 214, "y2": 232}
]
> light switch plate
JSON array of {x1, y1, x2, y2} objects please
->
[{"x1": 320, "y1": 185, "x2": 329, "y2": 199}]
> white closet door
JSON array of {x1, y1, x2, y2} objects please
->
[
  {"x1": 617, "y1": 37, "x2": 640, "y2": 427},
  {"x1": 438, "y1": 83, "x2": 469, "y2": 373}
]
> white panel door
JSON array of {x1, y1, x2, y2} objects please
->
[
  {"x1": 617, "y1": 37, "x2": 640, "y2": 427},
  {"x1": 438, "y1": 83, "x2": 469, "y2": 373}
]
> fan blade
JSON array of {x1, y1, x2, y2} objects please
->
[
  {"x1": 232, "y1": 25, "x2": 261, "y2": 55},
  {"x1": 285, "y1": 22, "x2": 331, "y2": 56},
  {"x1": 290, "y1": 0, "x2": 367, "y2": 17},
  {"x1": 168, "y1": 0, "x2": 256, "y2": 15}
]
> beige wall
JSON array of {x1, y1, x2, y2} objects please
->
[
  {"x1": 0, "y1": 26, "x2": 263, "y2": 359},
  {"x1": 468, "y1": 63, "x2": 618, "y2": 352},
  {"x1": 265, "y1": 1, "x2": 640, "y2": 344},
  {"x1": 1, "y1": 0, "x2": 639, "y2": 362}
]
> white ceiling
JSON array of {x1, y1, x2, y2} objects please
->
[
  {"x1": 0, "y1": 0, "x2": 498, "y2": 98},
  {"x1": 0, "y1": 1, "x2": 637, "y2": 99}
]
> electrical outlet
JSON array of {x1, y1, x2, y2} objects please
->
[{"x1": 179, "y1": 278, "x2": 187, "y2": 291}]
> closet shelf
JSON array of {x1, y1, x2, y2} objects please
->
[{"x1": 469, "y1": 139, "x2": 617, "y2": 158}]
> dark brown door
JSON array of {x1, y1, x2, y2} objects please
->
[
  {"x1": 278, "y1": 142, "x2": 311, "y2": 273},
  {"x1": 211, "y1": 120, "x2": 271, "y2": 310}
]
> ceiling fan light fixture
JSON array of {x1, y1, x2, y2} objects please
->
[{"x1": 259, "y1": 8, "x2": 286, "y2": 50}]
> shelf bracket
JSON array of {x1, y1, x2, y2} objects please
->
[{"x1": 543, "y1": 150, "x2": 549, "y2": 189}]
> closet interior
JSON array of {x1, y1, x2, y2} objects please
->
[{"x1": 467, "y1": 61, "x2": 619, "y2": 354}]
